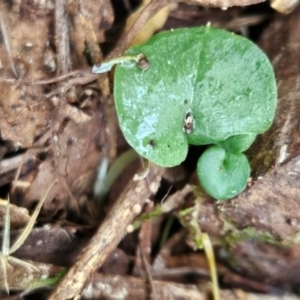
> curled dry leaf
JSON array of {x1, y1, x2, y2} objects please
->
[
  {"x1": 271, "y1": 0, "x2": 300, "y2": 14},
  {"x1": 124, "y1": 0, "x2": 178, "y2": 46}
]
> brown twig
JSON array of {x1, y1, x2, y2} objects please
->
[
  {"x1": 0, "y1": 12, "x2": 17, "y2": 78},
  {"x1": 49, "y1": 165, "x2": 163, "y2": 299},
  {"x1": 44, "y1": 72, "x2": 99, "y2": 98},
  {"x1": 31, "y1": 70, "x2": 92, "y2": 85},
  {"x1": 140, "y1": 246, "x2": 159, "y2": 300},
  {"x1": 153, "y1": 230, "x2": 187, "y2": 271},
  {"x1": 78, "y1": 3, "x2": 117, "y2": 160},
  {"x1": 182, "y1": 0, "x2": 265, "y2": 7},
  {"x1": 81, "y1": 274, "x2": 209, "y2": 300},
  {"x1": 55, "y1": 0, "x2": 71, "y2": 75},
  {"x1": 0, "y1": 70, "x2": 92, "y2": 86},
  {"x1": 80, "y1": 273, "x2": 295, "y2": 300},
  {"x1": 81, "y1": 273, "x2": 211, "y2": 300}
]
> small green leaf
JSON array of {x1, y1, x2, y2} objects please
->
[
  {"x1": 218, "y1": 133, "x2": 256, "y2": 154},
  {"x1": 197, "y1": 146, "x2": 250, "y2": 200},
  {"x1": 114, "y1": 26, "x2": 277, "y2": 167}
]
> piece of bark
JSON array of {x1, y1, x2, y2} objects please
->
[
  {"x1": 249, "y1": 6, "x2": 300, "y2": 175},
  {"x1": 181, "y1": 0, "x2": 265, "y2": 7},
  {"x1": 81, "y1": 274, "x2": 300, "y2": 300},
  {"x1": 219, "y1": 5, "x2": 300, "y2": 240},
  {"x1": 49, "y1": 165, "x2": 163, "y2": 300},
  {"x1": 187, "y1": 7, "x2": 300, "y2": 290},
  {"x1": 0, "y1": 201, "x2": 30, "y2": 229},
  {"x1": 191, "y1": 7, "x2": 300, "y2": 290},
  {"x1": 224, "y1": 240, "x2": 300, "y2": 288},
  {"x1": 0, "y1": 260, "x2": 62, "y2": 292},
  {"x1": 220, "y1": 155, "x2": 300, "y2": 239}
]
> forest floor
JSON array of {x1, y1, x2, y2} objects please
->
[{"x1": 0, "y1": 0, "x2": 300, "y2": 299}]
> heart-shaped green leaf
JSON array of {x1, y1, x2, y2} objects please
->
[
  {"x1": 218, "y1": 133, "x2": 256, "y2": 154},
  {"x1": 197, "y1": 146, "x2": 250, "y2": 200},
  {"x1": 114, "y1": 26, "x2": 276, "y2": 167}
]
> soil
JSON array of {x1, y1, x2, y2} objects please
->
[{"x1": 0, "y1": 1, "x2": 300, "y2": 299}]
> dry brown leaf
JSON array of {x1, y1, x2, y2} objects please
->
[
  {"x1": 271, "y1": 0, "x2": 300, "y2": 14},
  {"x1": 124, "y1": 0, "x2": 178, "y2": 46},
  {"x1": 0, "y1": 83, "x2": 51, "y2": 148},
  {"x1": 17, "y1": 100, "x2": 105, "y2": 221}
]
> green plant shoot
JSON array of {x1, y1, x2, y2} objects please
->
[
  {"x1": 113, "y1": 26, "x2": 277, "y2": 200},
  {"x1": 92, "y1": 53, "x2": 144, "y2": 74}
]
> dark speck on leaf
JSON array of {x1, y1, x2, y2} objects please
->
[{"x1": 149, "y1": 140, "x2": 156, "y2": 147}]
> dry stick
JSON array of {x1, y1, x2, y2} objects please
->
[
  {"x1": 0, "y1": 70, "x2": 94, "y2": 86},
  {"x1": 78, "y1": 4, "x2": 109, "y2": 95},
  {"x1": 78, "y1": 4, "x2": 104, "y2": 64},
  {"x1": 82, "y1": 273, "x2": 210, "y2": 300},
  {"x1": 44, "y1": 72, "x2": 99, "y2": 98},
  {"x1": 30, "y1": 70, "x2": 93, "y2": 85},
  {"x1": 0, "y1": 12, "x2": 18, "y2": 78},
  {"x1": 140, "y1": 247, "x2": 158, "y2": 300},
  {"x1": 182, "y1": 0, "x2": 265, "y2": 7},
  {"x1": 51, "y1": 0, "x2": 75, "y2": 102},
  {"x1": 78, "y1": 6, "x2": 117, "y2": 160},
  {"x1": 49, "y1": 165, "x2": 163, "y2": 300},
  {"x1": 55, "y1": 0, "x2": 71, "y2": 75},
  {"x1": 82, "y1": 273, "x2": 299, "y2": 300}
]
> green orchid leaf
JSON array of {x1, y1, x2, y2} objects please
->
[
  {"x1": 197, "y1": 146, "x2": 250, "y2": 200},
  {"x1": 114, "y1": 26, "x2": 276, "y2": 167},
  {"x1": 218, "y1": 133, "x2": 257, "y2": 154}
]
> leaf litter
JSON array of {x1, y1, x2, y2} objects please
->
[{"x1": 0, "y1": 1, "x2": 300, "y2": 300}]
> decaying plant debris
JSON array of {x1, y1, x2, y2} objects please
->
[{"x1": 1, "y1": 0, "x2": 300, "y2": 299}]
